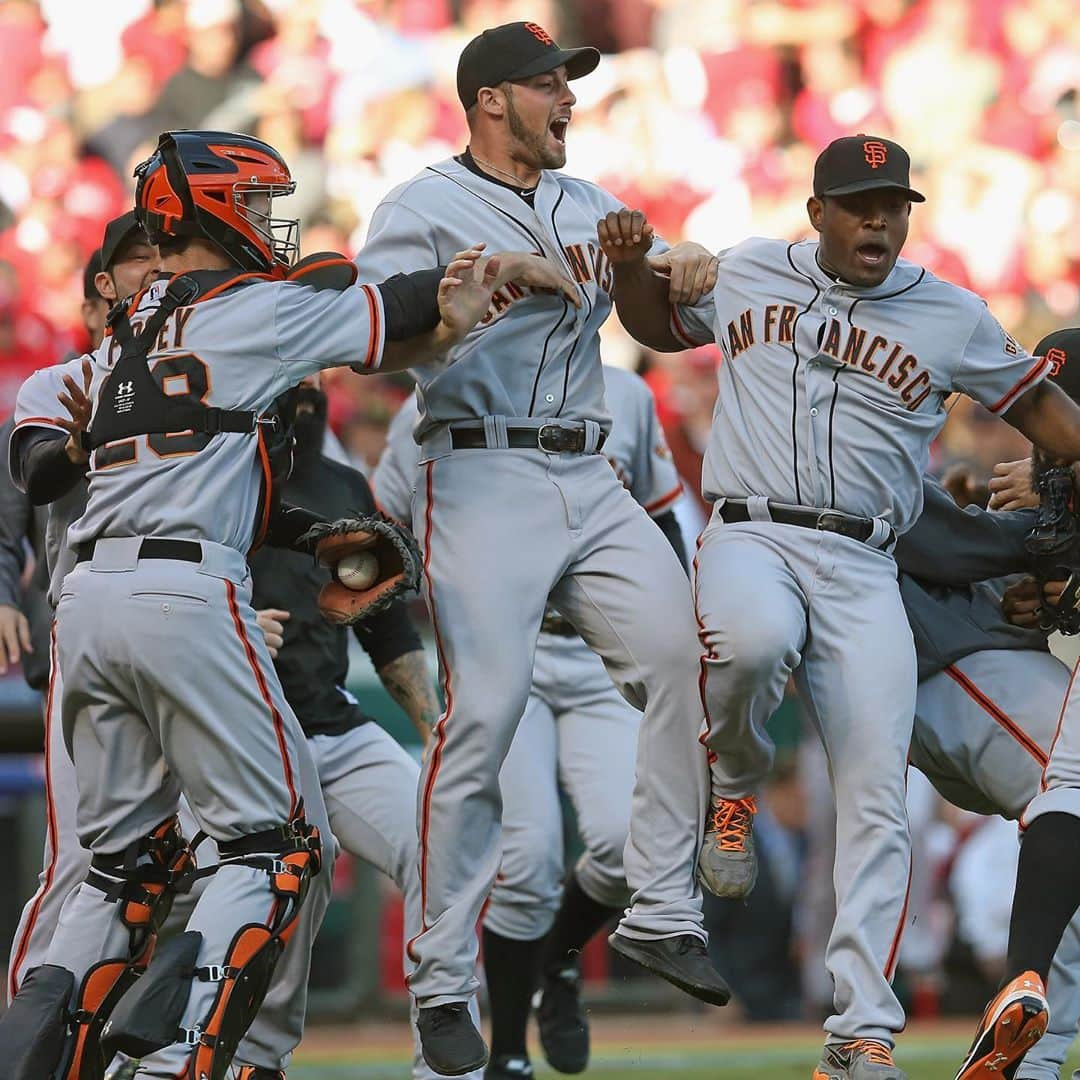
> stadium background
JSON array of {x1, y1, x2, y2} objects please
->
[{"x1": 0, "y1": 0, "x2": 1077, "y2": 1074}]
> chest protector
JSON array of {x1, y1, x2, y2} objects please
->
[{"x1": 86, "y1": 271, "x2": 296, "y2": 548}]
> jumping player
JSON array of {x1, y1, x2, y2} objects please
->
[
  {"x1": 355, "y1": 23, "x2": 728, "y2": 1075},
  {"x1": 603, "y1": 138, "x2": 1080, "y2": 1080}
]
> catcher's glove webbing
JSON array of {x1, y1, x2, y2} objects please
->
[
  {"x1": 1025, "y1": 457, "x2": 1080, "y2": 635},
  {"x1": 300, "y1": 513, "x2": 423, "y2": 624}
]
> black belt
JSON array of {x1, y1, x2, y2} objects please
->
[
  {"x1": 450, "y1": 423, "x2": 606, "y2": 454},
  {"x1": 76, "y1": 538, "x2": 203, "y2": 564},
  {"x1": 720, "y1": 500, "x2": 895, "y2": 547}
]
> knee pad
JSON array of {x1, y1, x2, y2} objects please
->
[{"x1": 105, "y1": 812, "x2": 320, "y2": 1080}]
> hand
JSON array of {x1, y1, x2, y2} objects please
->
[
  {"x1": 940, "y1": 463, "x2": 988, "y2": 509},
  {"x1": 988, "y1": 458, "x2": 1036, "y2": 511},
  {"x1": 435, "y1": 244, "x2": 502, "y2": 347},
  {"x1": 0, "y1": 604, "x2": 32, "y2": 674},
  {"x1": 1002, "y1": 577, "x2": 1043, "y2": 627},
  {"x1": 647, "y1": 242, "x2": 718, "y2": 305},
  {"x1": 597, "y1": 209, "x2": 655, "y2": 266},
  {"x1": 56, "y1": 358, "x2": 93, "y2": 466},
  {"x1": 492, "y1": 252, "x2": 580, "y2": 308},
  {"x1": 255, "y1": 608, "x2": 290, "y2": 658}
]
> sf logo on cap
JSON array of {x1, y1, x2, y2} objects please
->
[
  {"x1": 1047, "y1": 347, "x2": 1068, "y2": 376},
  {"x1": 525, "y1": 22, "x2": 555, "y2": 46},
  {"x1": 863, "y1": 140, "x2": 888, "y2": 169}
]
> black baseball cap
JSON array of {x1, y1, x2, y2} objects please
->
[
  {"x1": 100, "y1": 210, "x2": 151, "y2": 271},
  {"x1": 1039, "y1": 328, "x2": 1080, "y2": 403},
  {"x1": 456, "y1": 22, "x2": 600, "y2": 110},
  {"x1": 83, "y1": 249, "x2": 103, "y2": 300},
  {"x1": 813, "y1": 135, "x2": 925, "y2": 202}
]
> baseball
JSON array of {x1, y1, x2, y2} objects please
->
[{"x1": 336, "y1": 551, "x2": 379, "y2": 590}]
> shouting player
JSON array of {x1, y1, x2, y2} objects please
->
[{"x1": 603, "y1": 137, "x2": 1080, "y2": 1080}]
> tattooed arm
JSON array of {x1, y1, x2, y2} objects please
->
[{"x1": 377, "y1": 649, "x2": 438, "y2": 746}]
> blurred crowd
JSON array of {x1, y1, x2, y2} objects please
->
[{"x1": 0, "y1": 0, "x2": 1078, "y2": 1024}]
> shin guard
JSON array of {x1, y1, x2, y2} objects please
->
[{"x1": 169, "y1": 813, "x2": 321, "y2": 1080}]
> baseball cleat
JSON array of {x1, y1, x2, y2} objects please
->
[
  {"x1": 954, "y1": 971, "x2": 1049, "y2": 1080},
  {"x1": 417, "y1": 1002, "x2": 489, "y2": 1076},
  {"x1": 536, "y1": 967, "x2": 589, "y2": 1073},
  {"x1": 813, "y1": 1039, "x2": 906, "y2": 1079},
  {"x1": 698, "y1": 794, "x2": 758, "y2": 898},
  {"x1": 608, "y1": 931, "x2": 731, "y2": 1006},
  {"x1": 484, "y1": 1053, "x2": 534, "y2": 1079}
]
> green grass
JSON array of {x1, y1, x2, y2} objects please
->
[{"x1": 284, "y1": 1036, "x2": 1080, "y2": 1079}]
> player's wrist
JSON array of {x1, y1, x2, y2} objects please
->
[{"x1": 64, "y1": 433, "x2": 89, "y2": 466}]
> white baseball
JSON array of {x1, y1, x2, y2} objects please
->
[{"x1": 336, "y1": 551, "x2": 379, "y2": 590}]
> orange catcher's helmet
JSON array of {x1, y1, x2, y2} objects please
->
[{"x1": 134, "y1": 130, "x2": 299, "y2": 273}]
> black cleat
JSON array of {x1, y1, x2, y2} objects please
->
[
  {"x1": 536, "y1": 968, "x2": 589, "y2": 1073},
  {"x1": 484, "y1": 1053, "x2": 534, "y2": 1079},
  {"x1": 418, "y1": 1002, "x2": 489, "y2": 1076},
  {"x1": 608, "y1": 932, "x2": 731, "y2": 1006}
]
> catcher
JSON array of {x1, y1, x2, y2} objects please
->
[{"x1": 0, "y1": 128, "x2": 569, "y2": 1080}]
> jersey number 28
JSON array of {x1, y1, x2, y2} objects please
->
[{"x1": 94, "y1": 354, "x2": 213, "y2": 469}]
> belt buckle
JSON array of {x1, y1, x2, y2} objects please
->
[
  {"x1": 538, "y1": 424, "x2": 577, "y2": 453},
  {"x1": 815, "y1": 511, "x2": 845, "y2": 533}
]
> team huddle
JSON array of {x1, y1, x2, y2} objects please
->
[{"x1": 2, "y1": 16, "x2": 1080, "y2": 1080}]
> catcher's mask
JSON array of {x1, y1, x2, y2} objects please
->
[{"x1": 134, "y1": 131, "x2": 299, "y2": 274}]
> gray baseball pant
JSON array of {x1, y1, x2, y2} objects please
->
[
  {"x1": 408, "y1": 447, "x2": 709, "y2": 1006},
  {"x1": 694, "y1": 509, "x2": 915, "y2": 1046},
  {"x1": 48, "y1": 539, "x2": 330, "y2": 1078}
]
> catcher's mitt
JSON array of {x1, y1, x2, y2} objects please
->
[
  {"x1": 1024, "y1": 457, "x2": 1080, "y2": 634},
  {"x1": 300, "y1": 513, "x2": 422, "y2": 625}
]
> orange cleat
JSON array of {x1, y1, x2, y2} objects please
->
[{"x1": 954, "y1": 971, "x2": 1049, "y2": 1080}]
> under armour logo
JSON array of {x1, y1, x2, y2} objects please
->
[
  {"x1": 524, "y1": 22, "x2": 555, "y2": 46},
  {"x1": 115, "y1": 380, "x2": 135, "y2": 415},
  {"x1": 863, "y1": 140, "x2": 888, "y2": 168},
  {"x1": 1047, "y1": 347, "x2": 1068, "y2": 376}
]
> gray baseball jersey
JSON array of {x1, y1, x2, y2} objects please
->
[
  {"x1": 63, "y1": 275, "x2": 387, "y2": 551},
  {"x1": 671, "y1": 238, "x2": 1049, "y2": 534},
  {"x1": 355, "y1": 156, "x2": 666, "y2": 444}
]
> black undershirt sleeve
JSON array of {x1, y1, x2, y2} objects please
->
[
  {"x1": 654, "y1": 508, "x2": 689, "y2": 574},
  {"x1": 264, "y1": 501, "x2": 324, "y2": 554},
  {"x1": 18, "y1": 429, "x2": 87, "y2": 506},
  {"x1": 376, "y1": 268, "x2": 446, "y2": 341},
  {"x1": 352, "y1": 599, "x2": 423, "y2": 670}
]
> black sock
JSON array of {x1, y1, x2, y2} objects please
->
[
  {"x1": 1006, "y1": 812, "x2": 1080, "y2": 982},
  {"x1": 483, "y1": 926, "x2": 544, "y2": 1059},
  {"x1": 542, "y1": 870, "x2": 619, "y2": 978}
]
